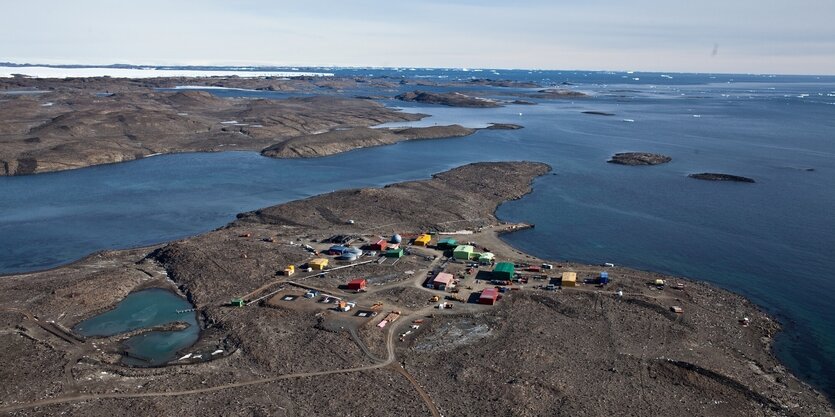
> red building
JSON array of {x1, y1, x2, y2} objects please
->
[
  {"x1": 479, "y1": 288, "x2": 500, "y2": 305},
  {"x1": 347, "y1": 278, "x2": 367, "y2": 291},
  {"x1": 369, "y1": 239, "x2": 388, "y2": 251}
]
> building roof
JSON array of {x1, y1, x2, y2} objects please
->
[
  {"x1": 439, "y1": 237, "x2": 457, "y2": 244},
  {"x1": 479, "y1": 252, "x2": 495, "y2": 259},
  {"x1": 348, "y1": 278, "x2": 366, "y2": 285},
  {"x1": 561, "y1": 271, "x2": 577, "y2": 282},
  {"x1": 433, "y1": 272, "x2": 454, "y2": 285},
  {"x1": 310, "y1": 258, "x2": 329, "y2": 266},
  {"x1": 494, "y1": 262, "x2": 515, "y2": 274},
  {"x1": 416, "y1": 234, "x2": 431, "y2": 242},
  {"x1": 480, "y1": 288, "x2": 500, "y2": 299},
  {"x1": 453, "y1": 245, "x2": 474, "y2": 253}
]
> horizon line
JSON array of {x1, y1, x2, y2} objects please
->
[{"x1": 2, "y1": 61, "x2": 834, "y2": 78}]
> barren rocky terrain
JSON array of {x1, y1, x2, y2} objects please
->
[{"x1": 0, "y1": 162, "x2": 831, "y2": 416}]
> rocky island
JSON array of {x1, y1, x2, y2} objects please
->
[
  {"x1": 608, "y1": 152, "x2": 672, "y2": 166},
  {"x1": 0, "y1": 162, "x2": 830, "y2": 416},
  {"x1": 0, "y1": 83, "x2": 426, "y2": 175},
  {"x1": 395, "y1": 90, "x2": 502, "y2": 108},
  {"x1": 4, "y1": 76, "x2": 538, "y2": 176},
  {"x1": 535, "y1": 88, "x2": 588, "y2": 98},
  {"x1": 690, "y1": 173, "x2": 756, "y2": 183}
]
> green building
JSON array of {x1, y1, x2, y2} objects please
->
[
  {"x1": 453, "y1": 245, "x2": 474, "y2": 260},
  {"x1": 437, "y1": 237, "x2": 458, "y2": 249},
  {"x1": 385, "y1": 248, "x2": 405, "y2": 258},
  {"x1": 493, "y1": 262, "x2": 515, "y2": 280},
  {"x1": 231, "y1": 298, "x2": 246, "y2": 307}
]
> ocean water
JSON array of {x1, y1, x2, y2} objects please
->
[{"x1": 1, "y1": 68, "x2": 833, "y2": 399}]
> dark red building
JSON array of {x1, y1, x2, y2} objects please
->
[
  {"x1": 369, "y1": 239, "x2": 388, "y2": 251},
  {"x1": 479, "y1": 288, "x2": 500, "y2": 305},
  {"x1": 347, "y1": 278, "x2": 367, "y2": 291}
]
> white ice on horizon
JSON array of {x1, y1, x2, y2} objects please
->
[{"x1": 0, "y1": 66, "x2": 334, "y2": 79}]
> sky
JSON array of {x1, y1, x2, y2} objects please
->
[{"x1": 2, "y1": 0, "x2": 834, "y2": 75}]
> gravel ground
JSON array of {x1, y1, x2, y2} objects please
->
[{"x1": 0, "y1": 162, "x2": 831, "y2": 416}]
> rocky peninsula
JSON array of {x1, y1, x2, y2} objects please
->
[
  {"x1": 0, "y1": 162, "x2": 830, "y2": 416},
  {"x1": 690, "y1": 173, "x2": 756, "y2": 183},
  {"x1": 608, "y1": 152, "x2": 672, "y2": 166},
  {"x1": 261, "y1": 125, "x2": 476, "y2": 158}
]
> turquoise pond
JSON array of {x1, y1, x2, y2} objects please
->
[{"x1": 73, "y1": 288, "x2": 199, "y2": 366}]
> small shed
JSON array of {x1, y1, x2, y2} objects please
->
[
  {"x1": 561, "y1": 271, "x2": 577, "y2": 287},
  {"x1": 432, "y1": 272, "x2": 455, "y2": 291},
  {"x1": 437, "y1": 237, "x2": 458, "y2": 249},
  {"x1": 479, "y1": 288, "x2": 500, "y2": 305},
  {"x1": 599, "y1": 271, "x2": 609, "y2": 284},
  {"x1": 347, "y1": 278, "x2": 367, "y2": 291},
  {"x1": 283, "y1": 265, "x2": 295, "y2": 276},
  {"x1": 231, "y1": 298, "x2": 245, "y2": 307},
  {"x1": 453, "y1": 245, "x2": 474, "y2": 260},
  {"x1": 478, "y1": 252, "x2": 495, "y2": 264},
  {"x1": 414, "y1": 234, "x2": 432, "y2": 246},
  {"x1": 309, "y1": 258, "x2": 329, "y2": 270},
  {"x1": 493, "y1": 262, "x2": 515, "y2": 280},
  {"x1": 385, "y1": 248, "x2": 404, "y2": 258},
  {"x1": 370, "y1": 239, "x2": 388, "y2": 251}
]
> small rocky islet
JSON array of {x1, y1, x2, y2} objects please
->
[
  {"x1": 689, "y1": 173, "x2": 756, "y2": 183},
  {"x1": 607, "y1": 152, "x2": 672, "y2": 166}
]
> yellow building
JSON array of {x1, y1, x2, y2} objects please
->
[
  {"x1": 283, "y1": 265, "x2": 295, "y2": 276},
  {"x1": 561, "y1": 271, "x2": 577, "y2": 287},
  {"x1": 414, "y1": 234, "x2": 432, "y2": 246},
  {"x1": 309, "y1": 258, "x2": 329, "y2": 270}
]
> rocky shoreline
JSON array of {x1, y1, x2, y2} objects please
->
[{"x1": 0, "y1": 162, "x2": 830, "y2": 415}]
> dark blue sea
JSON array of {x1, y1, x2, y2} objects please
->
[{"x1": 1, "y1": 67, "x2": 833, "y2": 399}]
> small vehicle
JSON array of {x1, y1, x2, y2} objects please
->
[{"x1": 545, "y1": 284, "x2": 556, "y2": 291}]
